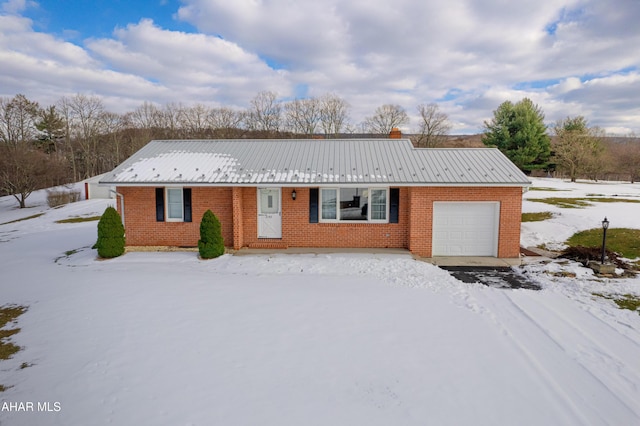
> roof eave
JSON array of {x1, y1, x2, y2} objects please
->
[{"x1": 100, "y1": 181, "x2": 532, "y2": 188}]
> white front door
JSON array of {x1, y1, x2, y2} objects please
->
[{"x1": 258, "y1": 188, "x2": 282, "y2": 238}]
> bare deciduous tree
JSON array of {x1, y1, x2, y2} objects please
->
[
  {"x1": 608, "y1": 134, "x2": 640, "y2": 182},
  {"x1": 363, "y1": 104, "x2": 409, "y2": 135},
  {"x1": 284, "y1": 98, "x2": 321, "y2": 135},
  {"x1": 160, "y1": 103, "x2": 184, "y2": 138},
  {"x1": 207, "y1": 107, "x2": 245, "y2": 138},
  {"x1": 553, "y1": 116, "x2": 604, "y2": 182},
  {"x1": 0, "y1": 144, "x2": 66, "y2": 208},
  {"x1": 178, "y1": 104, "x2": 211, "y2": 137},
  {"x1": 245, "y1": 91, "x2": 281, "y2": 133},
  {"x1": 319, "y1": 93, "x2": 350, "y2": 136},
  {"x1": 0, "y1": 94, "x2": 40, "y2": 148},
  {"x1": 130, "y1": 101, "x2": 162, "y2": 130},
  {"x1": 123, "y1": 103, "x2": 155, "y2": 155},
  {"x1": 61, "y1": 94, "x2": 106, "y2": 178},
  {"x1": 57, "y1": 96, "x2": 77, "y2": 180},
  {"x1": 415, "y1": 103, "x2": 451, "y2": 148},
  {"x1": 100, "y1": 111, "x2": 126, "y2": 170}
]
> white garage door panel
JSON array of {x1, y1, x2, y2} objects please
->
[{"x1": 432, "y1": 202, "x2": 499, "y2": 257}]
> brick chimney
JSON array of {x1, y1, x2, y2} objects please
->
[{"x1": 389, "y1": 128, "x2": 402, "y2": 139}]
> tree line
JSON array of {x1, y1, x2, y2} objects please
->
[
  {"x1": 0, "y1": 91, "x2": 450, "y2": 207},
  {"x1": 482, "y1": 98, "x2": 640, "y2": 183},
  {"x1": 1, "y1": 91, "x2": 638, "y2": 208}
]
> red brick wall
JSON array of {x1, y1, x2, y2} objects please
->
[
  {"x1": 241, "y1": 188, "x2": 410, "y2": 249},
  {"x1": 117, "y1": 185, "x2": 522, "y2": 258},
  {"x1": 117, "y1": 187, "x2": 234, "y2": 247},
  {"x1": 407, "y1": 186, "x2": 522, "y2": 258},
  {"x1": 232, "y1": 187, "x2": 244, "y2": 249}
]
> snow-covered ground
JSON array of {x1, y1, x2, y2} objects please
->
[
  {"x1": 1, "y1": 179, "x2": 639, "y2": 425},
  {"x1": 521, "y1": 178, "x2": 640, "y2": 252}
]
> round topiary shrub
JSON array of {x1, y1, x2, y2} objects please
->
[
  {"x1": 198, "y1": 209, "x2": 225, "y2": 259},
  {"x1": 95, "y1": 206, "x2": 125, "y2": 258}
]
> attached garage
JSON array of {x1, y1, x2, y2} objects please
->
[{"x1": 432, "y1": 202, "x2": 500, "y2": 257}]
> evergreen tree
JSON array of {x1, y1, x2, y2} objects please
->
[
  {"x1": 198, "y1": 210, "x2": 224, "y2": 259},
  {"x1": 482, "y1": 98, "x2": 550, "y2": 172},
  {"x1": 95, "y1": 206, "x2": 125, "y2": 258},
  {"x1": 35, "y1": 105, "x2": 65, "y2": 154}
]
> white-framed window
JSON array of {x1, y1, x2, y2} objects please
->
[
  {"x1": 370, "y1": 189, "x2": 387, "y2": 221},
  {"x1": 166, "y1": 188, "x2": 183, "y2": 221},
  {"x1": 319, "y1": 187, "x2": 389, "y2": 223},
  {"x1": 321, "y1": 188, "x2": 337, "y2": 220}
]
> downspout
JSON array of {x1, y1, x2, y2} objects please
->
[{"x1": 109, "y1": 189, "x2": 125, "y2": 230}]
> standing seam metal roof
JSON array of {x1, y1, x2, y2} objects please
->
[{"x1": 100, "y1": 138, "x2": 531, "y2": 186}]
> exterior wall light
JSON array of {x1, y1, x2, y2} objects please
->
[{"x1": 292, "y1": 189, "x2": 297, "y2": 200}]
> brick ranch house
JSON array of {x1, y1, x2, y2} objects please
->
[{"x1": 100, "y1": 132, "x2": 531, "y2": 259}]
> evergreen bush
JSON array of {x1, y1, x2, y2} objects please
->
[
  {"x1": 198, "y1": 210, "x2": 224, "y2": 259},
  {"x1": 95, "y1": 206, "x2": 125, "y2": 258}
]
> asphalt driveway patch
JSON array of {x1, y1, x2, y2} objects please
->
[{"x1": 442, "y1": 266, "x2": 541, "y2": 290}]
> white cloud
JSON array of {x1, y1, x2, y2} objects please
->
[
  {"x1": 87, "y1": 19, "x2": 292, "y2": 107},
  {"x1": 0, "y1": 0, "x2": 638, "y2": 134},
  {"x1": 1, "y1": 0, "x2": 36, "y2": 14},
  {"x1": 88, "y1": 20, "x2": 267, "y2": 79},
  {"x1": 552, "y1": 77, "x2": 584, "y2": 95}
]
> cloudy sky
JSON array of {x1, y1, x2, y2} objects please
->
[{"x1": 1, "y1": 0, "x2": 639, "y2": 134}]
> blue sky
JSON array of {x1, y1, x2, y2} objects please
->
[
  {"x1": 1, "y1": 0, "x2": 639, "y2": 134},
  {"x1": 24, "y1": 0, "x2": 193, "y2": 39}
]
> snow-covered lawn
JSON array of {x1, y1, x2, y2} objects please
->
[
  {"x1": 1, "y1": 179, "x2": 639, "y2": 425},
  {"x1": 521, "y1": 178, "x2": 640, "y2": 252}
]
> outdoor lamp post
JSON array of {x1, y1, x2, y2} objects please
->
[{"x1": 601, "y1": 217, "x2": 609, "y2": 264}]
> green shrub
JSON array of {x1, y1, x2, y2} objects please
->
[
  {"x1": 198, "y1": 210, "x2": 224, "y2": 259},
  {"x1": 95, "y1": 207, "x2": 125, "y2": 258}
]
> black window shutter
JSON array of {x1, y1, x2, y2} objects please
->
[
  {"x1": 183, "y1": 188, "x2": 192, "y2": 222},
  {"x1": 155, "y1": 188, "x2": 164, "y2": 222},
  {"x1": 390, "y1": 188, "x2": 400, "y2": 223},
  {"x1": 309, "y1": 188, "x2": 319, "y2": 223}
]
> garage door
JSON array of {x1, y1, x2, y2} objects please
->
[{"x1": 432, "y1": 202, "x2": 500, "y2": 256}]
